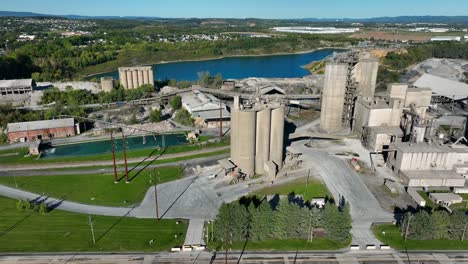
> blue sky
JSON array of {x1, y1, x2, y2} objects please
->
[{"x1": 1, "y1": 0, "x2": 466, "y2": 19}]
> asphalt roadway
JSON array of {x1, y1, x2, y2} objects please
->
[
  {"x1": 291, "y1": 139, "x2": 394, "y2": 248},
  {"x1": 1, "y1": 251, "x2": 467, "y2": 264}
]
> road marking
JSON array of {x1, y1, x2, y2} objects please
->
[
  {"x1": 393, "y1": 254, "x2": 405, "y2": 264},
  {"x1": 143, "y1": 255, "x2": 154, "y2": 264},
  {"x1": 283, "y1": 256, "x2": 290, "y2": 264},
  {"x1": 336, "y1": 255, "x2": 359, "y2": 264},
  {"x1": 433, "y1": 253, "x2": 454, "y2": 264}
]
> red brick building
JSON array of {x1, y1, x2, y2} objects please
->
[{"x1": 7, "y1": 118, "x2": 76, "y2": 143}]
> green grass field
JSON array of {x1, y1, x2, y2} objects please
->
[
  {"x1": 0, "y1": 166, "x2": 182, "y2": 206},
  {"x1": 0, "y1": 137, "x2": 229, "y2": 165},
  {"x1": 208, "y1": 238, "x2": 347, "y2": 251},
  {"x1": 40, "y1": 148, "x2": 229, "y2": 172},
  {"x1": 0, "y1": 197, "x2": 186, "y2": 252},
  {"x1": 373, "y1": 224, "x2": 468, "y2": 250},
  {"x1": 254, "y1": 178, "x2": 331, "y2": 201}
]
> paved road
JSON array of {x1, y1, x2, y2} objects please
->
[
  {"x1": 0, "y1": 153, "x2": 229, "y2": 176},
  {"x1": 1, "y1": 252, "x2": 467, "y2": 264},
  {"x1": 292, "y1": 139, "x2": 393, "y2": 248},
  {"x1": 0, "y1": 185, "x2": 131, "y2": 217}
]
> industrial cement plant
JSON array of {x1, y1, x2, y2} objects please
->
[{"x1": 313, "y1": 50, "x2": 468, "y2": 210}]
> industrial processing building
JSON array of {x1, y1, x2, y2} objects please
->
[
  {"x1": 320, "y1": 52, "x2": 379, "y2": 133},
  {"x1": 118, "y1": 66, "x2": 154, "y2": 89},
  {"x1": 230, "y1": 96, "x2": 285, "y2": 177},
  {"x1": 180, "y1": 90, "x2": 230, "y2": 127},
  {"x1": 7, "y1": 118, "x2": 76, "y2": 142},
  {"x1": 0, "y1": 79, "x2": 36, "y2": 95},
  {"x1": 318, "y1": 51, "x2": 468, "y2": 190}
]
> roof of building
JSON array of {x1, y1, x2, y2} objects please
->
[
  {"x1": 413, "y1": 73, "x2": 468, "y2": 100},
  {"x1": 401, "y1": 170, "x2": 465, "y2": 180},
  {"x1": 391, "y1": 142, "x2": 454, "y2": 153},
  {"x1": 7, "y1": 118, "x2": 75, "y2": 133},
  {"x1": 259, "y1": 86, "x2": 286, "y2": 96},
  {"x1": 180, "y1": 90, "x2": 230, "y2": 115},
  {"x1": 219, "y1": 159, "x2": 236, "y2": 170},
  {"x1": 0, "y1": 79, "x2": 34, "y2": 89},
  {"x1": 192, "y1": 109, "x2": 231, "y2": 120},
  {"x1": 429, "y1": 192, "x2": 463, "y2": 201}
]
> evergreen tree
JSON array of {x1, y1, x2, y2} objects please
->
[{"x1": 448, "y1": 211, "x2": 468, "y2": 241}]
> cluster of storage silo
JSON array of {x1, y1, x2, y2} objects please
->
[
  {"x1": 230, "y1": 97, "x2": 285, "y2": 176},
  {"x1": 118, "y1": 66, "x2": 155, "y2": 89}
]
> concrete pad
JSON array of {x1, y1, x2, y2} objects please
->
[{"x1": 184, "y1": 219, "x2": 205, "y2": 246}]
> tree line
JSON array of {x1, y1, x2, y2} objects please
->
[
  {"x1": 377, "y1": 42, "x2": 468, "y2": 90},
  {"x1": 400, "y1": 210, "x2": 468, "y2": 241},
  {"x1": 211, "y1": 195, "x2": 351, "y2": 245}
]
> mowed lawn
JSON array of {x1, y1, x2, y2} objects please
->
[
  {"x1": 373, "y1": 224, "x2": 468, "y2": 250},
  {"x1": 0, "y1": 166, "x2": 183, "y2": 206},
  {"x1": 208, "y1": 238, "x2": 347, "y2": 251},
  {"x1": 255, "y1": 178, "x2": 331, "y2": 201},
  {"x1": 0, "y1": 197, "x2": 186, "y2": 252}
]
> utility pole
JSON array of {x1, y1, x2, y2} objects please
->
[
  {"x1": 462, "y1": 220, "x2": 467, "y2": 242},
  {"x1": 219, "y1": 99, "x2": 223, "y2": 138},
  {"x1": 307, "y1": 212, "x2": 313, "y2": 242},
  {"x1": 110, "y1": 129, "x2": 118, "y2": 183},
  {"x1": 121, "y1": 130, "x2": 129, "y2": 183},
  {"x1": 153, "y1": 169, "x2": 159, "y2": 221},
  {"x1": 404, "y1": 215, "x2": 412, "y2": 241},
  {"x1": 88, "y1": 215, "x2": 96, "y2": 245}
]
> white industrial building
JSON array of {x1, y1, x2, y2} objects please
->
[
  {"x1": 430, "y1": 36, "x2": 461, "y2": 42},
  {"x1": 180, "y1": 90, "x2": 230, "y2": 126},
  {"x1": 429, "y1": 193, "x2": 463, "y2": 207},
  {"x1": 387, "y1": 142, "x2": 468, "y2": 187},
  {"x1": 0, "y1": 79, "x2": 36, "y2": 95},
  {"x1": 413, "y1": 74, "x2": 468, "y2": 101}
]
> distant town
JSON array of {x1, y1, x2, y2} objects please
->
[{"x1": 0, "y1": 9, "x2": 467, "y2": 264}]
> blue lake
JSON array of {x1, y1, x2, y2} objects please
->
[{"x1": 93, "y1": 48, "x2": 341, "y2": 81}]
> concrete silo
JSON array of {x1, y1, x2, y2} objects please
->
[
  {"x1": 118, "y1": 66, "x2": 155, "y2": 89},
  {"x1": 255, "y1": 108, "x2": 271, "y2": 174},
  {"x1": 320, "y1": 63, "x2": 348, "y2": 133},
  {"x1": 237, "y1": 110, "x2": 257, "y2": 176},
  {"x1": 353, "y1": 58, "x2": 379, "y2": 98},
  {"x1": 119, "y1": 69, "x2": 128, "y2": 89},
  {"x1": 132, "y1": 70, "x2": 139, "y2": 88},
  {"x1": 126, "y1": 70, "x2": 133, "y2": 89},
  {"x1": 138, "y1": 70, "x2": 144, "y2": 87},
  {"x1": 230, "y1": 97, "x2": 240, "y2": 165},
  {"x1": 230, "y1": 98, "x2": 285, "y2": 177},
  {"x1": 270, "y1": 106, "x2": 285, "y2": 168}
]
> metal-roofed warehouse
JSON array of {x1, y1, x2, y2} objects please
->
[
  {"x1": 0, "y1": 79, "x2": 36, "y2": 95},
  {"x1": 180, "y1": 90, "x2": 230, "y2": 126},
  {"x1": 413, "y1": 73, "x2": 468, "y2": 101},
  {"x1": 7, "y1": 118, "x2": 76, "y2": 142}
]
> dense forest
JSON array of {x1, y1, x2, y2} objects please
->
[
  {"x1": 0, "y1": 17, "x2": 354, "y2": 82},
  {"x1": 400, "y1": 210, "x2": 467, "y2": 241},
  {"x1": 211, "y1": 196, "x2": 351, "y2": 245}
]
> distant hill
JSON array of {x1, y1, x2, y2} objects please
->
[
  {"x1": 1, "y1": 11, "x2": 468, "y2": 24},
  {"x1": 299, "y1": 16, "x2": 468, "y2": 24},
  {"x1": 0, "y1": 11, "x2": 164, "y2": 20},
  {"x1": 0, "y1": 11, "x2": 51, "y2": 17}
]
